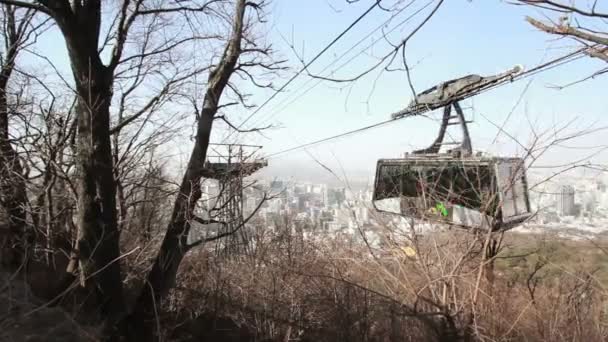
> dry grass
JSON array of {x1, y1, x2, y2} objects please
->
[
  {"x1": 155, "y1": 224, "x2": 608, "y2": 342},
  {"x1": 2, "y1": 217, "x2": 607, "y2": 342}
]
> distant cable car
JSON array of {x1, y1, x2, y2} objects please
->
[{"x1": 373, "y1": 66, "x2": 532, "y2": 231}]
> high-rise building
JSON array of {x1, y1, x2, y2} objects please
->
[
  {"x1": 357, "y1": 207, "x2": 370, "y2": 224},
  {"x1": 270, "y1": 180, "x2": 284, "y2": 192},
  {"x1": 327, "y1": 187, "x2": 346, "y2": 206},
  {"x1": 597, "y1": 181, "x2": 606, "y2": 193},
  {"x1": 556, "y1": 185, "x2": 575, "y2": 216}
]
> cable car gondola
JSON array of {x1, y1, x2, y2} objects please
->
[{"x1": 372, "y1": 66, "x2": 532, "y2": 232}]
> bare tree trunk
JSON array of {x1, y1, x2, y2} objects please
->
[
  {"x1": 127, "y1": 0, "x2": 248, "y2": 338},
  {"x1": 0, "y1": 5, "x2": 31, "y2": 268},
  {"x1": 112, "y1": 115, "x2": 128, "y2": 233},
  {"x1": 71, "y1": 71, "x2": 125, "y2": 322},
  {"x1": 0, "y1": 72, "x2": 29, "y2": 267},
  {"x1": 53, "y1": 5, "x2": 126, "y2": 323},
  {"x1": 128, "y1": 109, "x2": 214, "y2": 338}
]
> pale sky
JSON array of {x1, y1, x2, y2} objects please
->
[
  {"x1": 248, "y1": 0, "x2": 608, "y2": 183},
  {"x1": 19, "y1": 0, "x2": 608, "y2": 184}
]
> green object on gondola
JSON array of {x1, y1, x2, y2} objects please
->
[{"x1": 436, "y1": 202, "x2": 448, "y2": 217}]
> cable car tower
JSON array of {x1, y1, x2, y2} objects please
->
[
  {"x1": 202, "y1": 143, "x2": 267, "y2": 255},
  {"x1": 372, "y1": 65, "x2": 533, "y2": 233}
]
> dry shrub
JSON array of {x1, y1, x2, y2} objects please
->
[
  {"x1": 474, "y1": 264, "x2": 608, "y2": 341},
  {"x1": 153, "y1": 220, "x2": 608, "y2": 342}
]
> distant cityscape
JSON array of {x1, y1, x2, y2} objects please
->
[
  {"x1": 192, "y1": 174, "x2": 608, "y2": 242},
  {"x1": 521, "y1": 175, "x2": 608, "y2": 239},
  {"x1": 537, "y1": 181, "x2": 608, "y2": 220},
  {"x1": 250, "y1": 180, "x2": 375, "y2": 233}
]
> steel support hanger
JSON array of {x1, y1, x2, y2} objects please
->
[{"x1": 392, "y1": 65, "x2": 523, "y2": 156}]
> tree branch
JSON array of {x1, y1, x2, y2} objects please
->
[
  {"x1": 108, "y1": 0, "x2": 144, "y2": 70},
  {"x1": 215, "y1": 114, "x2": 271, "y2": 133},
  {"x1": 110, "y1": 66, "x2": 211, "y2": 134},
  {"x1": 526, "y1": 16, "x2": 608, "y2": 47},
  {"x1": 136, "y1": 0, "x2": 222, "y2": 15},
  {"x1": 586, "y1": 46, "x2": 608, "y2": 63},
  {"x1": 517, "y1": 0, "x2": 608, "y2": 18},
  {"x1": 186, "y1": 191, "x2": 270, "y2": 250},
  {"x1": 0, "y1": 0, "x2": 50, "y2": 15},
  {"x1": 191, "y1": 216, "x2": 225, "y2": 226}
]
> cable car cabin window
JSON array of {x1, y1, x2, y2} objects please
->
[
  {"x1": 374, "y1": 163, "x2": 421, "y2": 214},
  {"x1": 422, "y1": 164, "x2": 498, "y2": 216},
  {"x1": 374, "y1": 161, "x2": 500, "y2": 219},
  {"x1": 375, "y1": 164, "x2": 420, "y2": 200}
]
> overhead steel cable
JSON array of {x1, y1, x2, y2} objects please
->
[
  {"x1": 264, "y1": 46, "x2": 590, "y2": 159},
  {"x1": 221, "y1": 0, "x2": 384, "y2": 144},
  {"x1": 248, "y1": 0, "x2": 430, "y2": 130},
  {"x1": 265, "y1": 118, "x2": 398, "y2": 158}
]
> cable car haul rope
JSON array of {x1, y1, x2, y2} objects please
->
[{"x1": 266, "y1": 46, "x2": 590, "y2": 159}]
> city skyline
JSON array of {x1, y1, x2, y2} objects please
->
[{"x1": 188, "y1": 170, "x2": 608, "y2": 246}]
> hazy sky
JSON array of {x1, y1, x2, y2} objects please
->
[
  {"x1": 25, "y1": 0, "x2": 608, "y2": 184},
  {"x1": 246, "y1": 0, "x2": 608, "y2": 183}
]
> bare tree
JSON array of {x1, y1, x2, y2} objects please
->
[
  {"x1": 127, "y1": 0, "x2": 282, "y2": 338},
  {"x1": 0, "y1": 4, "x2": 39, "y2": 267},
  {"x1": 0, "y1": 1, "x2": 280, "y2": 339},
  {"x1": 516, "y1": 0, "x2": 608, "y2": 86}
]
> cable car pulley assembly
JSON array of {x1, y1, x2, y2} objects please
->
[{"x1": 372, "y1": 65, "x2": 533, "y2": 232}]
